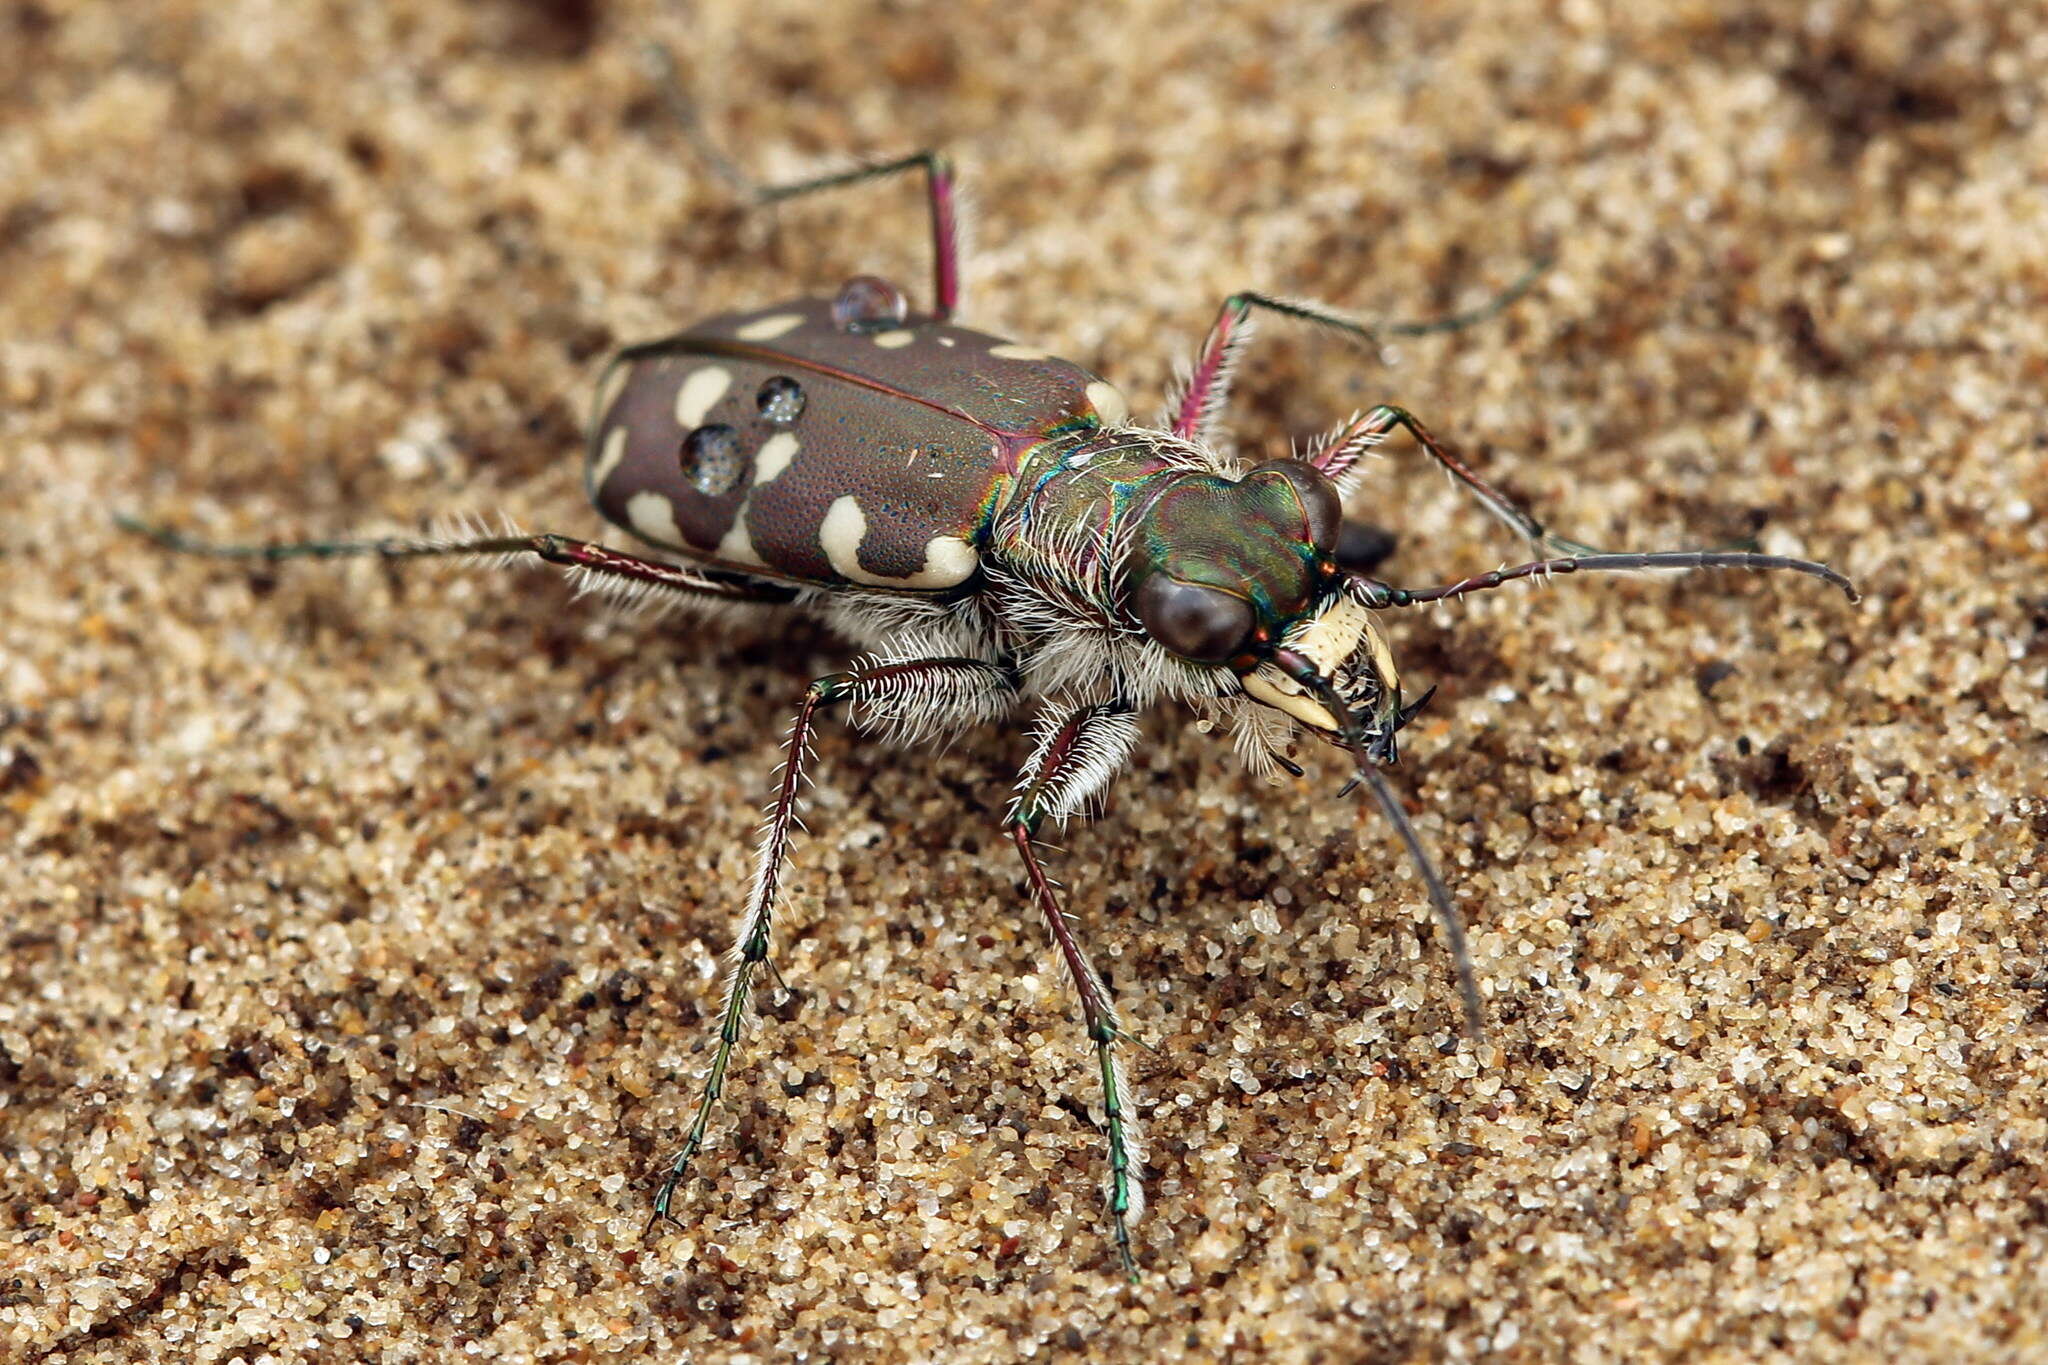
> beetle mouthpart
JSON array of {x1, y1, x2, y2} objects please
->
[
  {"x1": 1366, "y1": 683, "x2": 1439, "y2": 766},
  {"x1": 1241, "y1": 591, "x2": 1400, "y2": 744},
  {"x1": 1241, "y1": 664, "x2": 1344, "y2": 732},
  {"x1": 1395, "y1": 685, "x2": 1437, "y2": 730},
  {"x1": 1269, "y1": 649, "x2": 1376, "y2": 770},
  {"x1": 1291, "y1": 591, "x2": 1380, "y2": 676}
]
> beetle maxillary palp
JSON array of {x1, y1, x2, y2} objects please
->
[{"x1": 1271, "y1": 649, "x2": 1485, "y2": 1039}]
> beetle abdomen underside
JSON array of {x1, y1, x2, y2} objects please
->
[{"x1": 585, "y1": 297, "x2": 1130, "y2": 593}]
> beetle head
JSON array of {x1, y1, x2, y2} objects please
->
[{"x1": 1127, "y1": 459, "x2": 1420, "y2": 760}]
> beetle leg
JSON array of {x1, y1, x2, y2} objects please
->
[
  {"x1": 1165, "y1": 273, "x2": 1593, "y2": 559},
  {"x1": 639, "y1": 46, "x2": 962, "y2": 317},
  {"x1": 1308, "y1": 404, "x2": 1601, "y2": 559},
  {"x1": 648, "y1": 657, "x2": 1018, "y2": 1235},
  {"x1": 1005, "y1": 702, "x2": 1147, "y2": 1280},
  {"x1": 753, "y1": 152, "x2": 963, "y2": 321},
  {"x1": 115, "y1": 517, "x2": 800, "y2": 606},
  {"x1": 1168, "y1": 262, "x2": 1548, "y2": 445},
  {"x1": 639, "y1": 44, "x2": 752, "y2": 196}
]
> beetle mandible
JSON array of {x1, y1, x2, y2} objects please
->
[{"x1": 126, "y1": 137, "x2": 1859, "y2": 1279}]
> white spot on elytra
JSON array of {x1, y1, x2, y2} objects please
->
[
  {"x1": 872, "y1": 330, "x2": 915, "y2": 349},
  {"x1": 753, "y1": 432, "x2": 800, "y2": 485},
  {"x1": 1086, "y1": 380, "x2": 1130, "y2": 427},
  {"x1": 819, "y1": 495, "x2": 978, "y2": 589},
  {"x1": 989, "y1": 343, "x2": 1049, "y2": 361},
  {"x1": 674, "y1": 367, "x2": 732, "y2": 428},
  {"x1": 820, "y1": 497, "x2": 868, "y2": 580},
  {"x1": 936, "y1": 335, "x2": 957, "y2": 348},
  {"x1": 625, "y1": 491, "x2": 685, "y2": 549},
  {"x1": 588, "y1": 426, "x2": 628, "y2": 492},
  {"x1": 735, "y1": 312, "x2": 803, "y2": 341},
  {"x1": 914, "y1": 536, "x2": 979, "y2": 587},
  {"x1": 716, "y1": 507, "x2": 765, "y2": 566}
]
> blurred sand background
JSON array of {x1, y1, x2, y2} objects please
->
[{"x1": 2, "y1": 1, "x2": 2044, "y2": 1360}]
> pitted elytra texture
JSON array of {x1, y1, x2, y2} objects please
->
[
  {"x1": 682, "y1": 297, "x2": 1120, "y2": 439},
  {"x1": 585, "y1": 298, "x2": 1128, "y2": 590}
]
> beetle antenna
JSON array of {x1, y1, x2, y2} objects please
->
[
  {"x1": 1271, "y1": 650, "x2": 1484, "y2": 1039},
  {"x1": 1353, "y1": 549, "x2": 1860, "y2": 608}
]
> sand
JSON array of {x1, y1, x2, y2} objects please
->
[{"x1": 2, "y1": 1, "x2": 2043, "y2": 1360}]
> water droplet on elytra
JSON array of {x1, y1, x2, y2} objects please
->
[
  {"x1": 679, "y1": 424, "x2": 744, "y2": 496},
  {"x1": 832, "y1": 275, "x2": 907, "y2": 333},
  {"x1": 756, "y1": 376, "x2": 806, "y2": 424}
]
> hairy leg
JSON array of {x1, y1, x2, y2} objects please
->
[
  {"x1": 647, "y1": 656, "x2": 1019, "y2": 1231},
  {"x1": 1170, "y1": 264, "x2": 1548, "y2": 445},
  {"x1": 751, "y1": 153, "x2": 963, "y2": 321},
  {"x1": 117, "y1": 516, "x2": 800, "y2": 606},
  {"x1": 1307, "y1": 403, "x2": 1600, "y2": 559},
  {"x1": 1004, "y1": 702, "x2": 1146, "y2": 1279},
  {"x1": 641, "y1": 48, "x2": 962, "y2": 320}
]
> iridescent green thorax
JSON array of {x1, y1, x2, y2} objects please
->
[{"x1": 1126, "y1": 466, "x2": 1329, "y2": 623}]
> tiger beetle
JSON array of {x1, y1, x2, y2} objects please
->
[{"x1": 123, "y1": 123, "x2": 1860, "y2": 1282}]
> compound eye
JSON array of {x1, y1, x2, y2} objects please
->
[
  {"x1": 1136, "y1": 576, "x2": 1255, "y2": 663},
  {"x1": 1253, "y1": 460, "x2": 1344, "y2": 553}
]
